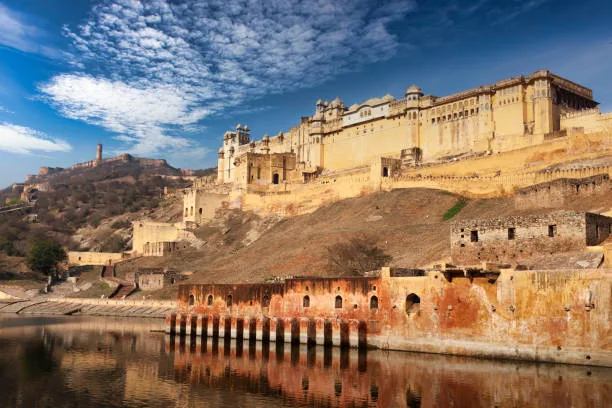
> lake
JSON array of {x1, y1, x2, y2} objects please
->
[{"x1": 0, "y1": 316, "x2": 610, "y2": 407}]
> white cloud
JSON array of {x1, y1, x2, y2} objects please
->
[
  {"x1": 0, "y1": 3, "x2": 63, "y2": 59},
  {"x1": 0, "y1": 122, "x2": 71, "y2": 154},
  {"x1": 41, "y1": 0, "x2": 416, "y2": 156},
  {"x1": 39, "y1": 74, "x2": 209, "y2": 155}
]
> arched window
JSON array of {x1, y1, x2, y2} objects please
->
[
  {"x1": 405, "y1": 293, "x2": 420, "y2": 315},
  {"x1": 303, "y1": 295, "x2": 310, "y2": 308},
  {"x1": 335, "y1": 295, "x2": 343, "y2": 309},
  {"x1": 382, "y1": 167, "x2": 389, "y2": 177},
  {"x1": 207, "y1": 295, "x2": 213, "y2": 306},
  {"x1": 370, "y1": 296, "x2": 378, "y2": 310},
  {"x1": 226, "y1": 295, "x2": 233, "y2": 307},
  {"x1": 257, "y1": 167, "x2": 261, "y2": 179},
  {"x1": 189, "y1": 294, "x2": 195, "y2": 306},
  {"x1": 272, "y1": 173, "x2": 280, "y2": 184},
  {"x1": 262, "y1": 295, "x2": 270, "y2": 308},
  {"x1": 198, "y1": 208, "x2": 202, "y2": 215}
]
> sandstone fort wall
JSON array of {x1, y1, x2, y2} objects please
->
[
  {"x1": 172, "y1": 266, "x2": 612, "y2": 366},
  {"x1": 68, "y1": 251, "x2": 126, "y2": 266},
  {"x1": 449, "y1": 212, "x2": 611, "y2": 265}
]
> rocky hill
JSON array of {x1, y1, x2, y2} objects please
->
[
  {"x1": 115, "y1": 184, "x2": 612, "y2": 293},
  {"x1": 0, "y1": 156, "x2": 214, "y2": 258}
]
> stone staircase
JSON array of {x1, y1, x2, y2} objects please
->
[
  {"x1": 102, "y1": 264, "x2": 136, "y2": 299},
  {"x1": 110, "y1": 283, "x2": 136, "y2": 299}
]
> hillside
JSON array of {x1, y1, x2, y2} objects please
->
[
  {"x1": 0, "y1": 157, "x2": 214, "y2": 259},
  {"x1": 116, "y1": 185, "x2": 612, "y2": 293}
]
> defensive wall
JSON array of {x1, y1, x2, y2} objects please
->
[
  {"x1": 515, "y1": 174, "x2": 609, "y2": 210},
  {"x1": 450, "y1": 211, "x2": 612, "y2": 265},
  {"x1": 67, "y1": 251, "x2": 127, "y2": 266},
  {"x1": 182, "y1": 130, "x2": 611, "y2": 220},
  {"x1": 167, "y1": 266, "x2": 612, "y2": 367}
]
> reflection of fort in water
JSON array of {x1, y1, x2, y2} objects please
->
[
  {"x1": 165, "y1": 335, "x2": 612, "y2": 408},
  {"x1": 1, "y1": 317, "x2": 611, "y2": 408}
]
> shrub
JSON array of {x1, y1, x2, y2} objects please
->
[
  {"x1": 111, "y1": 219, "x2": 131, "y2": 229},
  {"x1": 443, "y1": 199, "x2": 468, "y2": 221}
]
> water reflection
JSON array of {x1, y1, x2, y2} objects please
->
[{"x1": 0, "y1": 316, "x2": 610, "y2": 408}]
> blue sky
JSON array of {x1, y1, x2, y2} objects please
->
[{"x1": 0, "y1": 0, "x2": 611, "y2": 188}]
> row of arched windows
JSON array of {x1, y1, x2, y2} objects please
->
[
  {"x1": 431, "y1": 108, "x2": 479, "y2": 125},
  {"x1": 188, "y1": 293, "x2": 419, "y2": 314}
]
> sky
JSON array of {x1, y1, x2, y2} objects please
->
[{"x1": 0, "y1": 0, "x2": 611, "y2": 188}]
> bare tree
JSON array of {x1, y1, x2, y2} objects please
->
[{"x1": 326, "y1": 235, "x2": 392, "y2": 276}]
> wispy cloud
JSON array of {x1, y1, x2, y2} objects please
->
[
  {"x1": 0, "y1": 122, "x2": 71, "y2": 154},
  {"x1": 0, "y1": 104, "x2": 14, "y2": 114},
  {"x1": 39, "y1": 74, "x2": 209, "y2": 155},
  {"x1": 41, "y1": 0, "x2": 416, "y2": 157},
  {"x1": 0, "y1": 3, "x2": 63, "y2": 59}
]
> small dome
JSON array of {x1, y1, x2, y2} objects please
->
[
  {"x1": 330, "y1": 97, "x2": 343, "y2": 107},
  {"x1": 382, "y1": 94, "x2": 395, "y2": 102},
  {"x1": 263, "y1": 134, "x2": 270, "y2": 141},
  {"x1": 316, "y1": 99, "x2": 323, "y2": 105},
  {"x1": 278, "y1": 131, "x2": 284, "y2": 137},
  {"x1": 218, "y1": 147, "x2": 224, "y2": 153},
  {"x1": 406, "y1": 85, "x2": 422, "y2": 94},
  {"x1": 243, "y1": 125, "x2": 250, "y2": 132},
  {"x1": 236, "y1": 123, "x2": 242, "y2": 130}
]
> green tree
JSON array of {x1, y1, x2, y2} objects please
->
[{"x1": 26, "y1": 237, "x2": 66, "y2": 278}]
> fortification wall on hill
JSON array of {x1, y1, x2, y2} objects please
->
[
  {"x1": 514, "y1": 174, "x2": 609, "y2": 210},
  {"x1": 68, "y1": 251, "x2": 126, "y2": 266}
]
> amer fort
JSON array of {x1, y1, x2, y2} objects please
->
[{"x1": 63, "y1": 69, "x2": 612, "y2": 367}]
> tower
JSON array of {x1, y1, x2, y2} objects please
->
[{"x1": 95, "y1": 144, "x2": 103, "y2": 165}]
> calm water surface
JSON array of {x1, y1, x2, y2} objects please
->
[{"x1": 0, "y1": 315, "x2": 610, "y2": 407}]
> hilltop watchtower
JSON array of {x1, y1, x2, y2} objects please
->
[{"x1": 95, "y1": 144, "x2": 103, "y2": 166}]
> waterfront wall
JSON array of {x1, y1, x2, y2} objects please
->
[{"x1": 169, "y1": 267, "x2": 612, "y2": 367}]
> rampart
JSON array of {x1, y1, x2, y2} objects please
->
[
  {"x1": 515, "y1": 174, "x2": 609, "y2": 210},
  {"x1": 67, "y1": 251, "x2": 127, "y2": 266},
  {"x1": 167, "y1": 266, "x2": 612, "y2": 367}
]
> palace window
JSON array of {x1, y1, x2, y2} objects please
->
[
  {"x1": 335, "y1": 296, "x2": 343, "y2": 309},
  {"x1": 470, "y1": 230, "x2": 479, "y2": 242},
  {"x1": 548, "y1": 225, "x2": 557, "y2": 238},
  {"x1": 303, "y1": 295, "x2": 310, "y2": 308},
  {"x1": 370, "y1": 296, "x2": 379, "y2": 310},
  {"x1": 207, "y1": 295, "x2": 213, "y2": 306}
]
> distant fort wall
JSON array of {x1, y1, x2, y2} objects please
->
[{"x1": 68, "y1": 251, "x2": 126, "y2": 266}]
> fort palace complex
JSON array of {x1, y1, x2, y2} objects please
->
[
  {"x1": 171, "y1": 69, "x2": 612, "y2": 226},
  {"x1": 216, "y1": 69, "x2": 605, "y2": 187}
]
